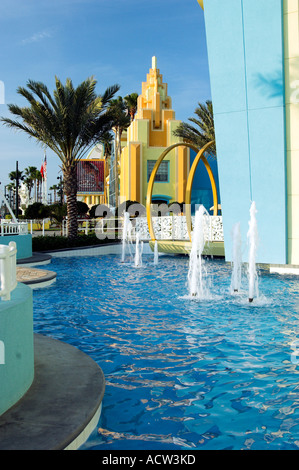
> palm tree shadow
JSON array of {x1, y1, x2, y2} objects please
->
[{"x1": 253, "y1": 70, "x2": 284, "y2": 100}]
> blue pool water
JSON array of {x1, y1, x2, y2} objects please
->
[{"x1": 33, "y1": 254, "x2": 299, "y2": 450}]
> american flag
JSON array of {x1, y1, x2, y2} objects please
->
[{"x1": 40, "y1": 155, "x2": 47, "y2": 179}]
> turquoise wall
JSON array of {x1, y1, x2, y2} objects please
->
[
  {"x1": 190, "y1": 149, "x2": 221, "y2": 214},
  {"x1": 203, "y1": 0, "x2": 287, "y2": 264},
  {"x1": 0, "y1": 283, "x2": 34, "y2": 416},
  {"x1": 0, "y1": 234, "x2": 32, "y2": 260}
]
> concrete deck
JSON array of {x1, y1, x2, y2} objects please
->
[
  {"x1": 149, "y1": 239, "x2": 225, "y2": 257},
  {"x1": 17, "y1": 267, "x2": 57, "y2": 288},
  {"x1": 0, "y1": 334, "x2": 105, "y2": 450},
  {"x1": 269, "y1": 264, "x2": 299, "y2": 275},
  {"x1": 17, "y1": 253, "x2": 52, "y2": 267}
]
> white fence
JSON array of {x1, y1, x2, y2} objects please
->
[
  {"x1": 25, "y1": 219, "x2": 49, "y2": 236},
  {"x1": 96, "y1": 215, "x2": 224, "y2": 242},
  {"x1": 34, "y1": 215, "x2": 224, "y2": 242},
  {"x1": 135, "y1": 215, "x2": 223, "y2": 242},
  {"x1": 0, "y1": 242, "x2": 17, "y2": 301},
  {"x1": 95, "y1": 218, "x2": 127, "y2": 239},
  {"x1": 0, "y1": 220, "x2": 28, "y2": 236},
  {"x1": 62, "y1": 219, "x2": 97, "y2": 237}
]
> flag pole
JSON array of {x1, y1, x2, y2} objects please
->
[
  {"x1": 16, "y1": 160, "x2": 19, "y2": 219},
  {"x1": 41, "y1": 150, "x2": 47, "y2": 205}
]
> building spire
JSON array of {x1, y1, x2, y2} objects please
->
[{"x1": 136, "y1": 57, "x2": 173, "y2": 130}]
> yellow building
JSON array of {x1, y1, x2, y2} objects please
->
[{"x1": 119, "y1": 57, "x2": 189, "y2": 206}]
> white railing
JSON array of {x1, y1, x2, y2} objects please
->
[
  {"x1": 57, "y1": 214, "x2": 225, "y2": 242},
  {"x1": 24, "y1": 219, "x2": 50, "y2": 236},
  {"x1": 134, "y1": 215, "x2": 223, "y2": 242},
  {"x1": 0, "y1": 242, "x2": 17, "y2": 301},
  {"x1": 62, "y1": 219, "x2": 98, "y2": 237},
  {"x1": 95, "y1": 215, "x2": 224, "y2": 242},
  {"x1": 95, "y1": 218, "x2": 134, "y2": 240},
  {"x1": 0, "y1": 220, "x2": 28, "y2": 236}
]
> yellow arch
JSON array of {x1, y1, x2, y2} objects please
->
[
  {"x1": 185, "y1": 140, "x2": 217, "y2": 241},
  {"x1": 146, "y1": 141, "x2": 218, "y2": 242}
]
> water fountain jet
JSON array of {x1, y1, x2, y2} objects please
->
[
  {"x1": 247, "y1": 202, "x2": 259, "y2": 303},
  {"x1": 134, "y1": 232, "x2": 143, "y2": 267},
  {"x1": 187, "y1": 205, "x2": 210, "y2": 299},
  {"x1": 231, "y1": 222, "x2": 242, "y2": 294},
  {"x1": 121, "y1": 212, "x2": 133, "y2": 263}
]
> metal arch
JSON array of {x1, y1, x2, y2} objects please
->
[
  {"x1": 185, "y1": 140, "x2": 218, "y2": 241},
  {"x1": 146, "y1": 141, "x2": 218, "y2": 242}
]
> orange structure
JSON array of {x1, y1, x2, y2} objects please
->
[{"x1": 119, "y1": 57, "x2": 190, "y2": 206}]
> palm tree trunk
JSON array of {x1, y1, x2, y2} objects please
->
[{"x1": 63, "y1": 165, "x2": 78, "y2": 239}]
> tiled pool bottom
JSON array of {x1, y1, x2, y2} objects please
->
[{"x1": 33, "y1": 254, "x2": 299, "y2": 450}]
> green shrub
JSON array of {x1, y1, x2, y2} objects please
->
[
  {"x1": 32, "y1": 233, "x2": 120, "y2": 252},
  {"x1": 25, "y1": 202, "x2": 51, "y2": 220},
  {"x1": 77, "y1": 200, "x2": 89, "y2": 216}
]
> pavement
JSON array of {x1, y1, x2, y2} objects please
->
[
  {"x1": 0, "y1": 334, "x2": 105, "y2": 450},
  {"x1": 16, "y1": 266, "x2": 57, "y2": 286}
]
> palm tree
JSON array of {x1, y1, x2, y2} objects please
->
[
  {"x1": 1, "y1": 76, "x2": 120, "y2": 238},
  {"x1": 8, "y1": 169, "x2": 23, "y2": 214},
  {"x1": 56, "y1": 177, "x2": 64, "y2": 205},
  {"x1": 23, "y1": 165, "x2": 38, "y2": 201},
  {"x1": 100, "y1": 131, "x2": 113, "y2": 204},
  {"x1": 173, "y1": 100, "x2": 216, "y2": 156},
  {"x1": 8, "y1": 169, "x2": 23, "y2": 188},
  {"x1": 49, "y1": 184, "x2": 59, "y2": 203},
  {"x1": 30, "y1": 168, "x2": 42, "y2": 202},
  {"x1": 124, "y1": 92, "x2": 138, "y2": 122}
]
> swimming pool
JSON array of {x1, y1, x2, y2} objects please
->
[{"x1": 33, "y1": 253, "x2": 299, "y2": 450}]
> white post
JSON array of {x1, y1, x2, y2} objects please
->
[
  {"x1": 0, "y1": 245, "x2": 7, "y2": 299},
  {"x1": 10, "y1": 242, "x2": 16, "y2": 291},
  {"x1": 42, "y1": 219, "x2": 45, "y2": 236},
  {"x1": 0, "y1": 242, "x2": 17, "y2": 301},
  {"x1": 30, "y1": 220, "x2": 33, "y2": 234}
]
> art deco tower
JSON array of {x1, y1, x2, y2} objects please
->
[{"x1": 120, "y1": 57, "x2": 189, "y2": 206}]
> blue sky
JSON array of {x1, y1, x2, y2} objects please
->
[{"x1": 0, "y1": 0, "x2": 210, "y2": 193}]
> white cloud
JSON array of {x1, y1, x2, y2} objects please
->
[{"x1": 21, "y1": 30, "x2": 52, "y2": 45}]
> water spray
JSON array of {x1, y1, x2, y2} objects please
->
[{"x1": 247, "y1": 201, "x2": 259, "y2": 303}]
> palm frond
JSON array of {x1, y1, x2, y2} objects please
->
[
  {"x1": 173, "y1": 100, "x2": 216, "y2": 156},
  {"x1": 101, "y1": 84, "x2": 121, "y2": 107},
  {"x1": 1, "y1": 76, "x2": 120, "y2": 186}
]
